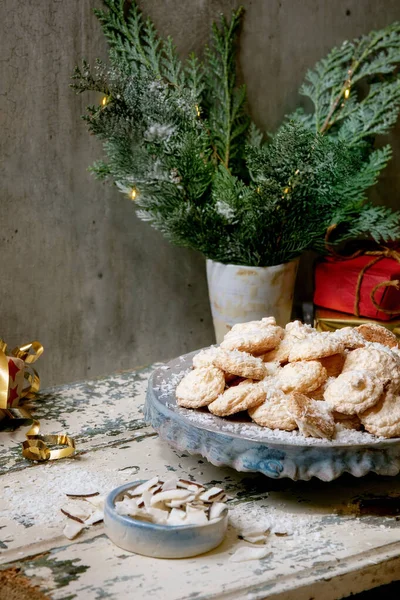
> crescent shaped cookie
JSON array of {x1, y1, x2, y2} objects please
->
[
  {"x1": 331, "y1": 327, "x2": 365, "y2": 350},
  {"x1": 176, "y1": 366, "x2": 225, "y2": 408},
  {"x1": 276, "y1": 360, "x2": 327, "y2": 394},
  {"x1": 288, "y1": 333, "x2": 344, "y2": 362},
  {"x1": 263, "y1": 321, "x2": 315, "y2": 363},
  {"x1": 248, "y1": 387, "x2": 297, "y2": 431},
  {"x1": 323, "y1": 370, "x2": 384, "y2": 415},
  {"x1": 208, "y1": 382, "x2": 266, "y2": 416},
  {"x1": 220, "y1": 320, "x2": 283, "y2": 354},
  {"x1": 286, "y1": 392, "x2": 336, "y2": 439},
  {"x1": 213, "y1": 349, "x2": 267, "y2": 380},
  {"x1": 359, "y1": 391, "x2": 400, "y2": 438}
]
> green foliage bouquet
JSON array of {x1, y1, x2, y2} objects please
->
[{"x1": 72, "y1": 1, "x2": 400, "y2": 267}]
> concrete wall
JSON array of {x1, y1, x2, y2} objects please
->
[{"x1": 1, "y1": 0, "x2": 400, "y2": 386}]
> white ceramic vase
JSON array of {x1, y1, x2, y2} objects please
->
[{"x1": 206, "y1": 259, "x2": 299, "y2": 344}]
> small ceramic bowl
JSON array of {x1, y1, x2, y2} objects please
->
[{"x1": 104, "y1": 481, "x2": 229, "y2": 558}]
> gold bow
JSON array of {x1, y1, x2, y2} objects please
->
[{"x1": 0, "y1": 341, "x2": 75, "y2": 461}]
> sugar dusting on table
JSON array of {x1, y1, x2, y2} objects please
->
[{"x1": 0, "y1": 462, "x2": 130, "y2": 527}]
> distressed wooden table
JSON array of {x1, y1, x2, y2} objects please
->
[{"x1": 1, "y1": 364, "x2": 400, "y2": 600}]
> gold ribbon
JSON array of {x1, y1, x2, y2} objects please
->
[{"x1": 0, "y1": 341, "x2": 75, "y2": 462}]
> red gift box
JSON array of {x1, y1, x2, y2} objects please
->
[{"x1": 314, "y1": 253, "x2": 400, "y2": 321}]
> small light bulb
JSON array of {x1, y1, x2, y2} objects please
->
[
  {"x1": 284, "y1": 187, "x2": 290, "y2": 194},
  {"x1": 256, "y1": 186, "x2": 261, "y2": 193},
  {"x1": 101, "y1": 96, "x2": 108, "y2": 107},
  {"x1": 295, "y1": 169, "x2": 300, "y2": 175},
  {"x1": 130, "y1": 188, "x2": 137, "y2": 200},
  {"x1": 195, "y1": 104, "x2": 201, "y2": 117},
  {"x1": 344, "y1": 88, "x2": 350, "y2": 99}
]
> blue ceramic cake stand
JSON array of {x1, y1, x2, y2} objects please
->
[{"x1": 144, "y1": 350, "x2": 400, "y2": 481}]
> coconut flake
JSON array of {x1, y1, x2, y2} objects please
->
[
  {"x1": 199, "y1": 487, "x2": 224, "y2": 502},
  {"x1": 84, "y1": 510, "x2": 104, "y2": 526},
  {"x1": 185, "y1": 506, "x2": 209, "y2": 526},
  {"x1": 63, "y1": 520, "x2": 85, "y2": 540},
  {"x1": 128, "y1": 477, "x2": 159, "y2": 497},
  {"x1": 209, "y1": 502, "x2": 227, "y2": 520},
  {"x1": 150, "y1": 489, "x2": 193, "y2": 506},
  {"x1": 229, "y1": 546, "x2": 272, "y2": 562}
]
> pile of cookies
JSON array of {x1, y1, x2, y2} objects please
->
[{"x1": 175, "y1": 317, "x2": 400, "y2": 440}]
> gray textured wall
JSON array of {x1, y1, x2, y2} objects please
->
[{"x1": 1, "y1": 0, "x2": 400, "y2": 386}]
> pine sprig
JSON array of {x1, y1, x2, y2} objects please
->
[
  {"x1": 204, "y1": 7, "x2": 250, "y2": 172},
  {"x1": 299, "y1": 22, "x2": 400, "y2": 137}
]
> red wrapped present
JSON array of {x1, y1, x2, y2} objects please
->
[{"x1": 314, "y1": 248, "x2": 400, "y2": 321}]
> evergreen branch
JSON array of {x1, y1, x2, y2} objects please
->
[
  {"x1": 204, "y1": 7, "x2": 249, "y2": 172},
  {"x1": 299, "y1": 22, "x2": 400, "y2": 136},
  {"x1": 338, "y1": 81, "x2": 400, "y2": 144}
]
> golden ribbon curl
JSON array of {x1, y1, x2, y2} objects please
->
[
  {"x1": 0, "y1": 341, "x2": 75, "y2": 461},
  {"x1": 324, "y1": 226, "x2": 400, "y2": 318}
]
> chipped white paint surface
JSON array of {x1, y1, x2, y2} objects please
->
[{"x1": 1, "y1": 365, "x2": 400, "y2": 599}]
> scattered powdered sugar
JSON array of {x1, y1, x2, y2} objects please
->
[
  {"x1": 172, "y1": 404, "x2": 382, "y2": 446},
  {"x1": 155, "y1": 368, "x2": 190, "y2": 398},
  {"x1": 0, "y1": 463, "x2": 130, "y2": 527}
]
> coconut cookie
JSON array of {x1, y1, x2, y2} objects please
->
[
  {"x1": 176, "y1": 366, "x2": 225, "y2": 408},
  {"x1": 213, "y1": 349, "x2": 267, "y2": 380},
  {"x1": 359, "y1": 391, "x2": 400, "y2": 438},
  {"x1": 324, "y1": 370, "x2": 384, "y2": 415},
  {"x1": 342, "y1": 344, "x2": 400, "y2": 388},
  {"x1": 331, "y1": 327, "x2": 365, "y2": 350},
  {"x1": 263, "y1": 320, "x2": 315, "y2": 363},
  {"x1": 276, "y1": 360, "x2": 327, "y2": 394},
  {"x1": 192, "y1": 346, "x2": 219, "y2": 369},
  {"x1": 220, "y1": 319, "x2": 283, "y2": 354},
  {"x1": 357, "y1": 323, "x2": 398, "y2": 349},
  {"x1": 286, "y1": 392, "x2": 336, "y2": 439},
  {"x1": 208, "y1": 382, "x2": 265, "y2": 417},
  {"x1": 288, "y1": 332, "x2": 344, "y2": 363},
  {"x1": 248, "y1": 387, "x2": 297, "y2": 431}
]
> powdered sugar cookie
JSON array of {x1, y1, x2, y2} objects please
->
[
  {"x1": 288, "y1": 332, "x2": 344, "y2": 362},
  {"x1": 208, "y1": 382, "x2": 265, "y2": 416},
  {"x1": 263, "y1": 321, "x2": 315, "y2": 363},
  {"x1": 318, "y1": 353, "x2": 346, "y2": 377},
  {"x1": 332, "y1": 327, "x2": 365, "y2": 349},
  {"x1": 332, "y1": 411, "x2": 362, "y2": 431},
  {"x1": 342, "y1": 343, "x2": 400, "y2": 388},
  {"x1": 176, "y1": 366, "x2": 225, "y2": 408},
  {"x1": 220, "y1": 320, "x2": 283, "y2": 354},
  {"x1": 248, "y1": 387, "x2": 297, "y2": 431},
  {"x1": 324, "y1": 370, "x2": 384, "y2": 415},
  {"x1": 357, "y1": 323, "x2": 398, "y2": 349},
  {"x1": 213, "y1": 349, "x2": 267, "y2": 380},
  {"x1": 192, "y1": 346, "x2": 219, "y2": 369},
  {"x1": 286, "y1": 392, "x2": 335, "y2": 439},
  {"x1": 276, "y1": 360, "x2": 327, "y2": 394},
  {"x1": 359, "y1": 391, "x2": 400, "y2": 438}
]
